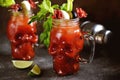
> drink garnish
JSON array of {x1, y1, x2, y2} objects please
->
[
  {"x1": 60, "y1": 0, "x2": 74, "y2": 12},
  {"x1": 29, "y1": 0, "x2": 87, "y2": 47},
  {"x1": 0, "y1": 0, "x2": 15, "y2": 7},
  {"x1": 12, "y1": 60, "x2": 33, "y2": 69},
  {"x1": 29, "y1": 0, "x2": 59, "y2": 47},
  {"x1": 28, "y1": 64, "x2": 41, "y2": 76},
  {"x1": 76, "y1": 8, "x2": 87, "y2": 18},
  {"x1": 28, "y1": 0, "x2": 37, "y2": 9}
]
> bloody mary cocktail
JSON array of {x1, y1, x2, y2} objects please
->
[
  {"x1": 7, "y1": 1, "x2": 38, "y2": 60},
  {"x1": 7, "y1": 13, "x2": 38, "y2": 60},
  {"x1": 48, "y1": 18, "x2": 84, "y2": 75}
]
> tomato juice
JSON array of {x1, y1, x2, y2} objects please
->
[
  {"x1": 7, "y1": 14, "x2": 38, "y2": 60},
  {"x1": 48, "y1": 19, "x2": 84, "y2": 75}
]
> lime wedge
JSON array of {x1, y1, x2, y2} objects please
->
[
  {"x1": 12, "y1": 60, "x2": 33, "y2": 69},
  {"x1": 28, "y1": 64, "x2": 41, "y2": 76}
]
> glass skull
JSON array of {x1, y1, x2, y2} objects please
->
[
  {"x1": 48, "y1": 18, "x2": 95, "y2": 76},
  {"x1": 48, "y1": 18, "x2": 84, "y2": 76},
  {"x1": 7, "y1": 14, "x2": 38, "y2": 60}
]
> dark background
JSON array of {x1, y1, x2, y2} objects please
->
[{"x1": 0, "y1": 0, "x2": 120, "y2": 80}]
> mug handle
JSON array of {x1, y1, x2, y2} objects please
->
[{"x1": 79, "y1": 33, "x2": 95, "y2": 63}]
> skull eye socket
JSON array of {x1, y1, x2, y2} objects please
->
[
  {"x1": 15, "y1": 33, "x2": 23, "y2": 41},
  {"x1": 63, "y1": 43, "x2": 73, "y2": 53},
  {"x1": 15, "y1": 32, "x2": 36, "y2": 42}
]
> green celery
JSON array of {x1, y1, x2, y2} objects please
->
[{"x1": 30, "y1": 0, "x2": 74, "y2": 47}]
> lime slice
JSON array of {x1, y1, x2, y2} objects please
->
[
  {"x1": 0, "y1": 0, "x2": 15, "y2": 7},
  {"x1": 12, "y1": 60, "x2": 33, "y2": 69},
  {"x1": 28, "y1": 64, "x2": 41, "y2": 76}
]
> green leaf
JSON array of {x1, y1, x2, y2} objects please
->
[
  {"x1": 40, "y1": 32, "x2": 47, "y2": 42},
  {"x1": 40, "y1": 31, "x2": 50, "y2": 47},
  {"x1": 43, "y1": 17, "x2": 52, "y2": 31},
  {"x1": 60, "y1": 3, "x2": 67, "y2": 11},
  {"x1": 0, "y1": 0, "x2": 15, "y2": 7},
  {"x1": 29, "y1": 0, "x2": 59, "y2": 47},
  {"x1": 40, "y1": 16, "x2": 52, "y2": 47},
  {"x1": 52, "y1": 4, "x2": 59, "y2": 9},
  {"x1": 60, "y1": 0, "x2": 74, "y2": 11},
  {"x1": 43, "y1": 35, "x2": 50, "y2": 47}
]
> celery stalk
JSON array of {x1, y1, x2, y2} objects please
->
[{"x1": 67, "y1": 0, "x2": 74, "y2": 11}]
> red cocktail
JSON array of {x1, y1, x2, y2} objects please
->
[
  {"x1": 7, "y1": 13, "x2": 38, "y2": 60},
  {"x1": 48, "y1": 18, "x2": 84, "y2": 75}
]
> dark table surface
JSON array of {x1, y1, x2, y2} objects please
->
[{"x1": 0, "y1": 36, "x2": 120, "y2": 80}]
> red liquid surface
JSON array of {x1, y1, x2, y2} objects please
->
[
  {"x1": 49, "y1": 25, "x2": 84, "y2": 75},
  {"x1": 7, "y1": 14, "x2": 38, "y2": 60}
]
